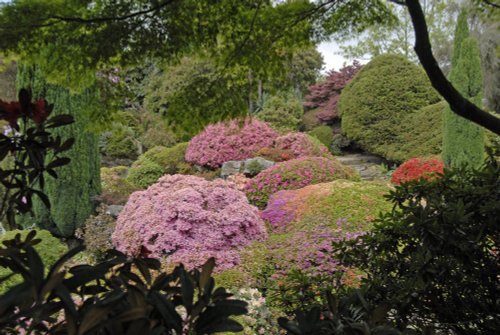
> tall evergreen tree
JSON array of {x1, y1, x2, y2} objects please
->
[
  {"x1": 442, "y1": 9, "x2": 484, "y2": 168},
  {"x1": 17, "y1": 65, "x2": 100, "y2": 237}
]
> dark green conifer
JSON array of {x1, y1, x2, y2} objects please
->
[
  {"x1": 17, "y1": 65, "x2": 100, "y2": 236},
  {"x1": 442, "y1": 9, "x2": 485, "y2": 168}
]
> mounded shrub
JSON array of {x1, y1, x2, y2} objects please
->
[
  {"x1": 255, "y1": 147, "x2": 295, "y2": 162},
  {"x1": 391, "y1": 101, "x2": 445, "y2": 162},
  {"x1": 301, "y1": 109, "x2": 322, "y2": 131},
  {"x1": 105, "y1": 128, "x2": 138, "y2": 159},
  {"x1": 308, "y1": 125, "x2": 334, "y2": 148},
  {"x1": 112, "y1": 174, "x2": 267, "y2": 271},
  {"x1": 185, "y1": 118, "x2": 278, "y2": 168},
  {"x1": 256, "y1": 93, "x2": 303, "y2": 132},
  {"x1": 391, "y1": 157, "x2": 444, "y2": 185},
  {"x1": 126, "y1": 159, "x2": 164, "y2": 189},
  {"x1": 141, "y1": 142, "x2": 193, "y2": 175},
  {"x1": 100, "y1": 166, "x2": 137, "y2": 205},
  {"x1": 0, "y1": 229, "x2": 67, "y2": 293},
  {"x1": 339, "y1": 54, "x2": 440, "y2": 161},
  {"x1": 245, "y1": 156, "x2": 355, "y2": 208},
  {"x1": 273, "y1": 132, "x2": 332, "y2": 160},
  {"x1": 77, "y1": 205, "x2": 116, "y2": 262}
]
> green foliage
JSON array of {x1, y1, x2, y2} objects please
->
[
  {"x1": 144, "y1": 56, "x2": 248, "y2": 135},
  {"x1": 126, "y1": 159, "x2": 164, "y2": 189},
  {"x1": 16, "y1": 65, "x2": 101, "y2": 237},
  {"x1": 339, "y1": 154, "x2": 500, "y2": 334},
  {"x1": 339, "y1": 54, "x2": 440, "y2": 161},
  {"x1": 256, "y1": 92, "x2": 303, "y2": 133},
  {"x1": 99, "y1": 166, "x2": 137, "y2": 205},
  {"x1": 0, "y1": 232, "x2": 248, "y2": 334},
  {"x1": 77, "y1": 205, "x2": 117, "y2": 262},
  {"x1": 390, "y1": 101, "x2": 445, "y2": 162},
  {"x1": 308, "y1": 125, "x2": 334, "y2": 149},
  {"x1": 442, "y1": 11, "x2": 485, "y2": 168},
  {"x1": 301, "y1": 109, "x2": 322, "y2": 131},
  {"x1": 103, "y1": 128, "x2": 138, "y2": 159},
  {"x1": 141, "y1": 142, "x2": 193, "y2": 175},
  {"x1": 0, "y1": 229, "x2": 66, "y2": 294}
]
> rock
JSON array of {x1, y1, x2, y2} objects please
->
[
  {"x1": 220, "y1": 160, "x2": 242, "y2": 178},
  {"x1": 106, "y1": 205, "x2": 124, "y2": 218},
  {"x1": 243, "y1": 157, "x2": 275, "y2": 176}
]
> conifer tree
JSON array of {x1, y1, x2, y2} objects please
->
[
  {"x1": 17, "y1": 65, "x2": 100, "y2": 237},
  {"x1": 442, "y1": 9, "x2": 484, "y2": 168}
]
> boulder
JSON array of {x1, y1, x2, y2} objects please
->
[
  {"x1": 220, "y1": 160, "x2": 242, "y2": 178},
  {"x1": 243, "y1": 157, "x2": 275, "y2": 176}
]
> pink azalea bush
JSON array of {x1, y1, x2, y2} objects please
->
[
  {"x1": 112, "y1": 174, "x2": 267, "y2": 271},
  {"x1": 185, "y1": 118, "x2": 278, "y2": 168},
  {"x1": 245, "y1": 156, "x2": 355, "y2": 208},
  {"x1": 273, "y1": 132, "x2": 332, "y2": 159}
]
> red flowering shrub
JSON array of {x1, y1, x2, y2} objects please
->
[
  {"x1": 273, "y1": 132, "x2": 332, "y2": 159},
  {"x1": 112, "y1": 174, "x2": 267, "y2": 271},
  {"x1": 245, "y1": 157, "x2": 355, "y2": 208},
  {"x1": 0, "y1": 97, "x2": 49, "y2": 129},
  {"x1": 391, "y1": 157, "x2": 444, "y2": 185},
  {"x1": 185, "y1": 118, "x2": 278, "y2": 168}
]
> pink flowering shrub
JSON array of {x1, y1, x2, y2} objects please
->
[
  {"x1": 112, "y1": 174, "x2": 267, "y2": 271},
  {"x1": 185, "y1": 118, "x2": 278, "y2": 168},
  {"x1": 273, "y1": 132, "x2": 332, "y2": 159},
  {"x1": 246, "y1": 157, "x2": 355, "y2": 208}
]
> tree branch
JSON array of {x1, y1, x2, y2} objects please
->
[
  {"x1": 48, "y1": 0, "x2": 178, "y2": 24},
  {"x1": 405, "y1": 0, "x2": 500, "y2": 135},
  {"x1": 482, "y1": 0, "x2": 500, "y2": 9}
]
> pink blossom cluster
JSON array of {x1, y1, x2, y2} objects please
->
[
  {"x1": 112, "y1": 174, "x2": 267, "y2": 271},
  {"x1": 245, "y1": 156, "x2": 354, "y2": 208},
  {"x1": 273, "y1": 132, "x2": 332, "y2": 159},
  {"x1": 269, "y1": 219, "x2": 364, "y2": 279},
  {"x1": 185, "y1": 118, "x2": 278, "y2": 168},
  {"x1": 260, "y1": 190, "x2": 298, "y2": 231}
]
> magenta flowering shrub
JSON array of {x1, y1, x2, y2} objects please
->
[
  {"x1": 185, "y1": 118, "x2": 278, "y2": 168},
  {"x1": 112, "y1": 174, "x2": 267, "y2": 271},
  {"x1": 246, "y1": 157, "x2": 354, "y2": 208},
  {"x1": 273, "y1": 132, "x2": 332, "y2": 159},
  {"x1": 268, "y1": 218, "x2": 364, "y2": 280}
]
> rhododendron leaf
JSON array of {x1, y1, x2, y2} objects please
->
[
  {"x1": 47, "y1": 157, "x2": 71, "y2": 170},
  {"x1": 18, "y1": 88, "x2": 31, "y2": 112},
  {"x1": 204, "y1": 318, "x2": 244, "y2": 333},
  {"x1": 78, "y1": 306, "x2": 109, "y2": 335},
  {"x1": 149, "y1": 291, "x2": 183, "y2": 333},
  {"x1": 45, "y1": 114, "x2": 75, "y2": 128},
  {"x1": 134, "y1": 259, "x2": 152, "y2": 284},
  {"x1": 180, "y1": 271, "x2": 194, "y2": 314},
  {"x1": 199, "y1": 257, "x2": 215, "y2": 291}
]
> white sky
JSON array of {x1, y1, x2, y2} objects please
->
[{"x1": 317, "y1": 40, "x2": 370, "y2": 73}]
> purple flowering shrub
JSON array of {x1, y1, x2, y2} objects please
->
[
  {"x1": 185, "y1": 118, "x2": 278, "y2": 168},
  {"x1": 246, "y1": 157, "x2": 355, "y2": 208},
  {"x1": 112, "y1": 174, "x2": 267, "y2": 271},
  {"x1": 273, "y1": 132, "x2": 332, "y2": 159}
]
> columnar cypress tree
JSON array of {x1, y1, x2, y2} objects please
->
[
  {"x1": 17, "y1": 65, "x2": 100, "y2": 237},
  {"x1": 442, "y1": 10, "x2": 485, "y2": 168}
]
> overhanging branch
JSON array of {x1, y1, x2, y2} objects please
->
[{"x1": 404, "y1": 0, "x2": 500, "y2": 135}]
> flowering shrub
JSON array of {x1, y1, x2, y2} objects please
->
[
  {"x1": 391, "y1": 157, "x2": 444, "y2": 185},
  {"x1": 246, "y1": 157, "x2": 354, "y2": 208},
  {"x1": 262, "y1": 180, "x2": 391, "y2": 232},
  {"x1": 273, "y1": 132, "x2": 332, "y2": 159},
  {"x1": 226, "y1": 173, "x2": 251, "y2": 191},
  {"x1": 185, "y1": 118, "x2": 278, "y2": 168},
  {"x1": 112, "y1": 174, "x2": 267, "y2": 271},
  {"x1": 232, "y1": 288, "x2": 280, "y2": 335}
]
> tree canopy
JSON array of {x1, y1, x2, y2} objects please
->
[{"x1": 0, "y1": 0, "x2": 498, "y2": 134}]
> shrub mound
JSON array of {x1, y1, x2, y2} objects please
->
[
  {"x1": 140, "y1": 142, "x2": 193, "y2": 175},
  {"x1": 339, "y1": 54, "x2": 440, "y2": 161},
  {"x1": 245, "y1": 157, "x2": 355, "y2": 208},
  {"x1": 273, "y1": 132, "x2": 332, "y2": 160},
  {"x1": 100, "y1": 166, "x2": 137, "y2": 205},
  {"x1": 256, "y1": 94, "x2": 303, "y2": 132},
  {"x1": 0, "y1": 230, "x2": 67, "y2": 293},
  {"x1": 126, "y1": 159, "x2": 164, "y2": 189},
  {"x1": 185, "y1": 119, "x2": 278, "y2": 168},
  {"x1": 112, "y1": 174, "x2": 267, "y2": 271},
  {"x1": 308, "y1": 125, "x2": 334, "y2": 148},
  {"x1": 391, "y1": 157, "x2": 444, "y2": 185}
]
